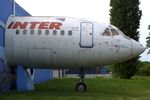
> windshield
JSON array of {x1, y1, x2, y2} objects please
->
[
  {"x1": 102, "y1": 27, "x2": 131, "y2": 40},
  {"x1": 111, "y1": 29, "x2": 119, "y2": 36},
  {"x1": 102, "y1": 27, "x2": 120, "y2": 36},
  {"x1": 102, "y1": 28, "x2": 111, "y2": 36}
]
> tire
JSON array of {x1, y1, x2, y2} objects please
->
[{"x1": 75, "y1": 82, "x2": 86, "y2": 92}]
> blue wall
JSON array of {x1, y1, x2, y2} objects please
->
[
  {"x1": 0, "y1": 0, "x2": 13, "y2": 23},
  {"x1": 33, "y1": 69, "x2": 53, "y2": 84},
  {"x1": 0, "y1": 0, "x2": 30, "y2": 22},
  {"x1": 0, "y1": 0, "x2": 30, "y2": 46}
]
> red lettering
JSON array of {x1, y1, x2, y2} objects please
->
[
  {"x1": 12, "y1": 22, "x2": 28, "y2": 29},
  {"x1": 30, "y1": 22, "x2": 40, "y2": 29},
  {"x1": 8, "y1": 21, "x2": 63, "y2": 29},
  {"x1": 39, "y1": 22, "x2": 49, "y2": 29},
  {"x1": 7, "y1": 22, "x2": 14, "y2": 29},
  {"x1": 49, "y1": 22, "x2": 62, "y2": 29}
]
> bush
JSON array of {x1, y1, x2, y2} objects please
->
[
  {"x1": 137, "y1": 65, "x2": 150, "y2": 76},
  {"x1": 111, "y1": 58, "x2": 139, "y2": 79}
]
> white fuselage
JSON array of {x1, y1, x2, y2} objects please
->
[{"x1": 5, "y1": 16, "x2": 145, "y2": 69}]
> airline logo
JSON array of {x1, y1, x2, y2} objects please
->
[{"x1": 7, "y1": 22, "x2": 63, "y2": 30}]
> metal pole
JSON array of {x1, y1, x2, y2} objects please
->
[
  {"x1": 0, "y1": 21, "x2": 6, "y2": 29},
  {"x1": 13, "y1": 0, "x2": 16, "y2": 16}
]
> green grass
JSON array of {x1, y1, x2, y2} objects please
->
[{"x1": 1, "y1": 77, "x2": 150, "y2": 100}]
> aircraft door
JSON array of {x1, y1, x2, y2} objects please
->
[{"x1": 80, "y1": 22, "x2": 93, "y2": 48}]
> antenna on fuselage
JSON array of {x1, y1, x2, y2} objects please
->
[{"x1": 13, "y1": 0, "x2": 16, "y2": 16}]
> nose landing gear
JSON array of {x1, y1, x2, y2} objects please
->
[{"x1": 75, "y1": 68, "x2": 86, "y2": 92}]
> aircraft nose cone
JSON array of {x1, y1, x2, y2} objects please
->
[{"x1": 131, "y1": 39, "x2": 146, "y2": 57}]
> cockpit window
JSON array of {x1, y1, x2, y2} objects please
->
[
  {"x1": 103, "y1": 28, "x2": 111, "y2": 36},
  {"x1": 111, "y1": 29, "x2": 119, "y2": 36}
]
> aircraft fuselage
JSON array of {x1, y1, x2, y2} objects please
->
[{"x1": 5, "y1": 16, "x2": 145, "y2": 69}]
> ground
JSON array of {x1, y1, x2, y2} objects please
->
[{"x1": 0, "y1": 77, "x2": 150, "y2": 100}]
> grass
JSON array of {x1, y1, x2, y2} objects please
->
[{"x1": 0, "y1": 77, "x2": 150, "y2": 100}]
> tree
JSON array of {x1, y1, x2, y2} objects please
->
[
  {"x1": 110, "y1": 0, "x2": 142, "y2": 79},
  {"x1": 146, "y1": 25, "x2": 150, "y2": 54},
  {"x1": 137, "y1": 61, "x2": 150, "y2": 76}
]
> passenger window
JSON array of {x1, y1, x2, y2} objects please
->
[
  {"x1": 16, "y1": 30, "x2": 20, "y2": 35},
  {"x1": 38, "y1": 30, "x2": 42, "y2": 35},
  {"x1": 111, "y1": 29, "x2": 119, "y2": 36},
  {"x1": 23, "y1": 30, "x2": 27, "y2": 35},
  {"x1": 53, "y1": 30, "x2": 57, "y2": 35},
  {"x1": 30, "y1": 30, "x2": 34, "y2": 35},
  {"x1": 103, "y1": 28, "x2": 110, "y2": 36},
  {"x1": 68, "y1": 30, "x2": 72, "y2": 36},
  {"x1": 45, "y1": 30, "x2": 49, "y2": 35},
  {"x1": 61, "y1": 30, "x2": 65, "y2": 36}
]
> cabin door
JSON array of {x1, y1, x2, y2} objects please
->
[{"x1": 80, "y1": 22, "x2": 93, "y2": 48}]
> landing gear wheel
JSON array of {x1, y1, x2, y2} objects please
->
[
  {"x1": 76, "y1": 82, "x2": 86, "y2": 92},
  {"x1": 75, "y1": 68, "x2": 87, "y2": 92}
]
